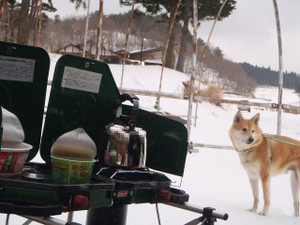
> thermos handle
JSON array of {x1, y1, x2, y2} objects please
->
[
  {"x1": 118, "y1": 93, "x2": 139, "y2": 105},
  {"x1": 118, "y1": 94, "x2": 139, "y2": 130}
]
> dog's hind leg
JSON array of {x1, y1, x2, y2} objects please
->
[
  {"x1": 290, "y1": 170, "x2": 300, "y2": 217},
  {"x1": 249, "y1": 177, "x2": 259, "y2": 213}
]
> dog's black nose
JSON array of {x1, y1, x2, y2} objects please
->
[{"x1": 248, "y1": 137, "x2": 254, "y2": 144}]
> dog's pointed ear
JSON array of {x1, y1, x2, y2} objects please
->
[
  {"x1": 234, "y1": 111, "x2": 243, "y2": 123},
  {"x1": 251, "y1": 113, "x2": 260, "y2": 125}
]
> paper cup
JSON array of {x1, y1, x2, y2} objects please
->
[
  {"x1": 0, "y1": 142, "x2": 32, "y2": 177},
  {"x1": 51, "y1": 156, "x2": 95, "y2": 184}
]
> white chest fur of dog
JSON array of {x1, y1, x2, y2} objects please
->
[{"x1": 229, "y1": 111, "x2": 300, "y2": 217}]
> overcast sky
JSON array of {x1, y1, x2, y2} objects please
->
[{"x1": 51, "y1": 0, "x2": 300, "y2": 74}]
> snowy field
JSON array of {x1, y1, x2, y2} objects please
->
[{"x1": 1, "y1": 54, "x2": 300, "y2": 224}]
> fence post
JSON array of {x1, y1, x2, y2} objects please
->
[
  {"x1": 272, "y1": 0, "x2": 283, "y2": 135},
  {"x1": 186, "y1": 0, "x2": 198, "y2": 144}
]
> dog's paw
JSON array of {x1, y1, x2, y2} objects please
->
[
  {"x1": 258, "y1": 211, "x2": 268, "y2": 216},
  {"x1": 248, "y1": 208, "x2": 257, "y2": 213}
]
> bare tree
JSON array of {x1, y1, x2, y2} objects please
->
[
  {"x1": 0, "y1": 0, "x2": 7, "y2": 26},
  {"x1": 17, "y1": 0, "x2": 30, "y2": 44},
  {"x1": 176, "y1": 0, "x2": 192, "y2": 72}
]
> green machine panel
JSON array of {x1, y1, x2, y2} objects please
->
[
  {"x1": 41, "y1": 54, "x2": 188, "y2": 176},
  {"x1": 0, "y1": 41, "x2": 49, "y2": 160},
  {"x1": 123, "y1": 106, "x2": 188, "y2": 176},
  {"x1": 40, "y1": 54, "x2": 119, "y2": 162}
]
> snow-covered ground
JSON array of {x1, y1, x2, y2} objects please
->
[{"x1": 1, "y1": 54, "x2": 300, "y2": 225}]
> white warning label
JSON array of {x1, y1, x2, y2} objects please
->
[
  {"x1": 61, "y1": 66, "x2": 102, "y2": 94},
  {"x1": 0, "y1": 55, "x2": 35, "y2": 82}
]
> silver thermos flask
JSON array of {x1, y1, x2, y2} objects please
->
[{"x1": 105, "y1": 94, "x2": 147, "y2": 168}]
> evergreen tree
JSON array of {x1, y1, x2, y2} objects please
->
[
  {"x1": 240, "y1": 62, "x2": 300, "y2": 89},
  {"x1": 120, "y1": 0, "x2": 236, "y2": 71}
]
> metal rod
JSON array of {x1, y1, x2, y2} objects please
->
[
  {"x1": 157, "y1": 0, "x2": 182, "y2": 110},
  {"x1": 272, "y1": 0, "x2": 283, "y2": 135},
  {"x1": 192, "y1": 142, "x2": 234, "y2": 150},
  {"x1": 140, "y1": 37, "x2": 144, "y2": 65},
  {"x1": 194, "y1": 0, "x2": 228, "y2": 127},
  {"x1": 186, "y1": 0, "x2": 197, "y2": 141},
  {"x1": 119, "y1": 87, "x2": 286, "y2": 109},
  {"x1": 155, "y1": 203, "x2": 162, "y2": 225},
  {"x1": 163, "y1": 202, "x2": 229, "y2": 221},
  {"x1": 22, "y1": 220, "x2": 33, "y2": 225},
  {"x1": 96, "y1": 0, "x2": 104, "y2": 60},
  {"x1": 83, "y1": 0, "x2": 91, "y2": 57},
  {"x1": 67, "y1": 211, "x2": 74, "y2": 222},
  {"x1": 5, "y1": 214, "x2": 10, "y2": 225},
  {"x1": 21, "y1": 215, "x2": 71, "y2": 225},
  {"x1": 120, "y1": 87, "x2": 186, "y2": 99},
  {"x1": 120, "y1": 0, "x2": 136, "y2": 88}
]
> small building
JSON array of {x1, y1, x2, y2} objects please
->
[
  {"x1": 54, "y1": 44, "x2": 82, "y2": 55},
  {"x1": 53, "y1": 43, "x2": 164, "y2": 65},
  {"x1": 129, "y1": 46, "x2": 164, "y2": 64}
]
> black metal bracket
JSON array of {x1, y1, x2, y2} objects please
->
[
  {"x1": 199, "y1": 207, "x2": 217, "y2": 225},
  {"x1": 164, "y1": 202, "x2": 228, "y2": 225}
]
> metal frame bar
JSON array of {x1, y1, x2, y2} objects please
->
[
  {"x1": 163, "y1": 202, "x2": 228, "y2": 221},
  {"x1": 21, "y1": 215, "x2": 76, "y2": 225}
]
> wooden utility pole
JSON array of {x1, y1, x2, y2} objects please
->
[
  {"x1": 186, "y1": 0, "x2": 197, "y2": 143},
  {"x1": 272, "y1": 0, "x2": 283, "y2": 135},
  {"x1": 0, "y1": 0, "x2": 7, "y2": 26},
  {"x1": 120, "y1": 0, "x2": 136, "y2": 88},
  {"x1": 83, "y1": 0, "x2": 91, "y2": 57},
  {"x1": 96, "y1": 0, "x2": 104, "y2": 60},
  {"x1": 194, "y1": 0, "x2": 228, "y2": 126},
  {"x1": 156, "y1": 0, "x2": 182, "y2": 111},
  {"x1": 38, "y1": 0, "x2": 42, "y2": 47},
  {"x1": 140, "y1": 37, "x2": 144, "y2": 65}
]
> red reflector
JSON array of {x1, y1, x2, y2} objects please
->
[
  {"x1": 170, "y1": 196, "x2": 178, "y2": 202},
  {"x1": 117, "y1": 190, "x2": 129, "y2": 198},
  {"x1": 62, "y1": 206, "x2": 68, "y2": 213},
  {"x1": 157, "y1": 189, "x2": 171, "y2": 201},
  {"x1": 73, "y1": 195, "x2": 89, "y2": 209}
]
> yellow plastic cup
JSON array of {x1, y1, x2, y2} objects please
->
[{"x1": 51, "y1": 156, "x2": 95, "y2": 184}]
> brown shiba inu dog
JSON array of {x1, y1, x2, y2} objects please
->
[{"x1": 229, "y1": 111, "x2": 300, "y2": 216}]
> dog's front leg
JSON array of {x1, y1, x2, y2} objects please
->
[
  {"x1": 290, "y1": 170, "x2": 300, "y2": 216},
  {"x1": 259, "y1": 175, "x2": 271, "y2": 216},
  {"x1": 249, "y1": 177, "x2": 259, "y2": 212}
]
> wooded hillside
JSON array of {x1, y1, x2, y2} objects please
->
[
  {"x1": 240, "y1": 62, "x2": 300, "y2": 89},
  {"x1": 42, "y1": 11, "x2": 255, "y2": 93},
  {"x1": 0, "y1": 0, "x2": 273, "y2": 94}
]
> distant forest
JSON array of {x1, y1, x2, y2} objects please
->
[{"x1": 240, "y1": 63, "x2": 300, "y2": 89}]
